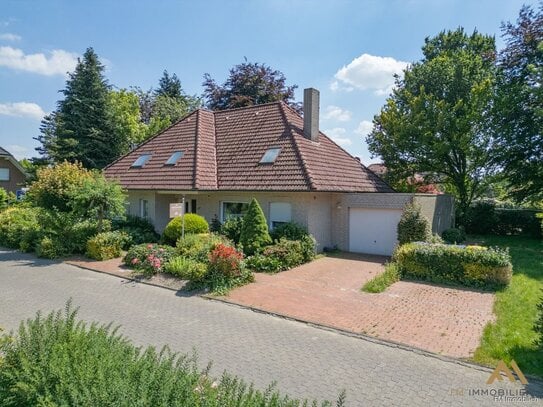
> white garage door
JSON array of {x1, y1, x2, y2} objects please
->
[{"x1": 348, "y1": 208, "x2": 403, "y2": 256}]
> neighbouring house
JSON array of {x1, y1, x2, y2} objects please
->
[
  {"x1": 105, "y1": 88, "x2": 453, "y2": 255},
  {"x1": 368, "y1": 163, "x2": 443, "y2": 194},
  {"x1": 0, "y1": 147, "x2": 27, "y2": 194}
]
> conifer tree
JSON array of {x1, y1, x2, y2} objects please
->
[{"x1": 239, "y1": 198, "x2": 272, "y2": 255}]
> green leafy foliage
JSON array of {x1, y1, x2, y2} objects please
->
[
  {"x1": 209, "y1": 215, "x2": 222, "y2": 233},
  {"x1": 123, "y1": 243, "x2": 176, "y2": 276},
  {"x1": 247, "y1": 236, "x2": 316, "y2": 273},
  {"x1": 176, "y1": 233, "x2": 230, "y2": 263},
  {"x1": 361, "y1": 263, "x2": 401, "y2": 293},
  {"x1": 536, "y1": 289, "x2": 543, "y2": 350},
  {"x1": 163, "y1": 214, "x2": 209, "y2": 245},
  {"x1": 0, "y1": 207, "x2": 41, "y2": 252},
  {"x1": 86, "y1": 231, "x2": 129, "y2": 261},
  {"x1": 0, "y1": 303, "x2": 337, "y2": 406},
  {"x1": 239, "y1": 198, "x2": 272, "y2": 255},
  {"x1": 164, "y1": 256, "x2": 208, "y2": 281},
  {"x1": 220, "y1": 217, "x2": 243, "y2": 244},
  {"x1": 441, "y1": 228, "x2": 467, "y2": 244},
  {"x1": 203, "y1": 61, "x2": 301, "y2": 113},
  {"x1": 0, "y1": 188, "x2": 16, "y2": 211},
  {"x1": 35, "y1": 236, "x2": 67, "y2": 259},
  {"x1": 394, "y1": 242, "x2": 513, "y2": 288},
  {"x1": 206, "y1": 243, "x2": 253, "y2": 294},
  {"x1": 367, "y1": 28, "x2": 498, "y2": 213},
  {"x1": 397, "y1": 202, "x2": 430, "y2": 245},
  {"x1": 270, "y1": 222, "x2": 309, "y2": 242},
  {"x1": 111, "y1": 214, "x2": 159, "y2": 247}
]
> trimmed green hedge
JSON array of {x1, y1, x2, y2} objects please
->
[
  {"x1": 163, "y1": 214, "x2": 209, "y2": 245},
  {"x1": 86, "y1": 231, "x2": 129, "y2": 260},
  {"x1": 394, "y1": 242, "x2": 512, "y2": 288}
]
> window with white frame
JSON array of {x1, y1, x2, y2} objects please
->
[
  {"x1": 269, "y1": 202, "x2": 291, "y2": 229},
  {"x1": 139, "y1": 199, "x2": 149, "y2": 218},
  {"x1": 0, "y1": 168, "x2": 9, "y2": 181},
  {"x1": 221, "y1": 201, "x2": 249, "y2": 222}
]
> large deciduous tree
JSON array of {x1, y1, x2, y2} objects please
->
[
  {"x1": 495, "y1": 4, "x2": 543, "y2": 203},
  {"x1": 367, "y1": 28, "x2": 499, "y2": 215},
  {"x1": 203, "y1": 61, "x2": 301, "y2": 112},
  {"x1": 35, "y1": 48, "x2": 121, "y2": 169}
]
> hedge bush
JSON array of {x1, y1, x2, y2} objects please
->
[
  {"x1": 441, "y1": 228, "x2": 466, "y2": 244},
  {"x1": 163, "y1": 214, "x2": 209, "y2": 245},
  {"x1": 239, "y1": 198, "x2": 272, "y2": 255},
  {"x1": 0, "y1": 304, "x2": 337, "y2": 406},
  {"x1": 397, "y1": 202, "x2": 430, "y2": 245},
  {"x1": 394, "y1": 242, "x2": 512, "y2": 288},
  {"x1": 86, "y1": 231, "x2": 129, "y2": 261},
  {"x1": 247, "y1": 235, "x2": 316, "y2": 273},
  {"x1": 219, "y1": 217, "x2": 243, "y2": 244},
  {"x1": 270, "y1": 222, "x2": 309, "y2": 242},
  {"x1": 111, "y1": 215, "x2": 159, "y2": 247},
  {"x1": 0, "y1": 207, "x2": 41, "y2": 251},
  {"x1": 35, "y1": 236, "x2": 67, "y2": 259},
  {"x1": 176, "y1": 233, "x2": 230, "y2": 263},
  {"x1": 463, "y1": 201, "x2": 542, "y2": 237},
  {"x1": 164, "y1": 256, "x2": 208, "y2": 281},
  {"x1": 123, "y1": 243, "x2": 176, "y2": 276}
]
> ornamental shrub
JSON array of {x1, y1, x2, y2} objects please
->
[
  {"x1": 208, "y1": 243, "x2": 244, "y2": 278},
  {"x1": 397, "y1": 202, "x2": 430, "y2": 245},
  {"x1": 394, "y1": 242, "x2": 512, "y2": 288},
  {"x1": 163, "y1": 214, "x2": 209, "y2": 245},
  {"x1": 176, "y1": 233, "x2": 230, "y2": 263},
  {"x1": 239, "y1": 198, "x2": 272, "y2": 255},
  {"x1": 220, "y1": 217, "x2": 243, "y2": 244},
  {"x1": 123, "y1": 243, "x2": 176, "y2": 276},
  {"x1": 246, "y1": 254, "x2": 283, "y2": 273},
  {"x1": 111, "y1": 214, "x2": 159, "y2": 247},
  {"x1": 270, "y1": 222, "x2": 309, "y2": 242},
  {"x1": 0, "y1": 206, "x2": 41, "y2": 251},
  {"x1": 0, "y1": 303, "x2": 336, "y2": 406},
  {"x1": 86, "y1": 231, "x2": 129, "y2": 261},
  {"x1": 164, "y1": 256, "x2": 208, "y2": 281},
  {"x1": 441, "y1": 228, "x2": 466, "y2": 244},
  {"x1": 0, "y1": 187, "x2": 16, "y2": 211},
  {"x1": 35, "y1": 236, "x2": 66, "y2": 259},
  {"x1": 248, "y1": 236, "x2": 316, "y2": 273}
]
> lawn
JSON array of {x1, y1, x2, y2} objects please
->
[{"x1": 471, "y1": 235, "x2": 543, "y2": 378}]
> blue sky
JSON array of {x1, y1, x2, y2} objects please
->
[{"x1": 0, "y1": 0, "x2": 537, "y2": 163}]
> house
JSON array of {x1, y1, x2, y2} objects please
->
[
  {"x1": 367, "y1": 163, "x2": 443, "y2": 195},
  {"x1": 0, "y1": 147, "x2": 27, "y2": 194},
  {"x1": 105, "y1": 88, "x2": 453, "y2": 255}
]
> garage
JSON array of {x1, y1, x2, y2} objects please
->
[{"x1": 348, "y1": 208, "x2": 403, "y2": 256}]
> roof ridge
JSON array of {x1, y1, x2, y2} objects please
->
[
  {"x1": 103, "y1": 108, "x2": 201, "y2": 171},
  {"x1": 211, "y1": 100, "x2": 283, "y2": 115},
  {"x1": 278, "y1": 102, "x2": 316, "y2": 191}
]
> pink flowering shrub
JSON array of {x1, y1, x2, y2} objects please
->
[{"x1": 123, "y1": 243, "x2": 176, "y2": 276}]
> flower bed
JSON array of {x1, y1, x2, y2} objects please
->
[
  {"x1": 394, "y1": 242, "x2": 512, "y2": 288},
  {"x1": 123, "y1": 243, "x2": 176, "y2": 276}
]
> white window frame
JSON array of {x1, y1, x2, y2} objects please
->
[
  {"x1": 220, "y1": 201, "x2": 249, "y2": 223},
  {"x1": 0, "y1": 168, "x2": 9, "y2": 181},
  {"x1": 269, "y1": 202, "x2": 292, "y2": 229}
]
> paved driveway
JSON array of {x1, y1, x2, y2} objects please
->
[
  {"x1": 0, "y1": 250, "x2": 541, "y2": 406},
  {"x1": 225, "y1": 254, "x2": 496, "y2": 358}
]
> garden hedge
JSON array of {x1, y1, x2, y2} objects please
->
[
  {"x1": 394, "y1": 242, "x2": 512, "y2": 288},
  {"x1": 163, "y1": 214, "x2": 209, "y2": 245}
]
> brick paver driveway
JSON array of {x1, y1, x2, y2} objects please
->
[
  {"x1": 225, "y1": 254, "x2": 496, "y2": 358},
  {"x1": 1, "y1": 250, "x2": 541, "y2": 406}
]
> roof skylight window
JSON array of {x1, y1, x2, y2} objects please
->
[
  {"x1": 131, "y1": 154, "x2": 151, "y2": 168},
  {"x1": 165, "y1": 151, "x2": 184, "y2": 166},
  {"x1": 259, "y1": 147, "x2": 281, "y2": 164}
]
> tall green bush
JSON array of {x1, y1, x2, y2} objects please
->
[
  {"x1": 239, "y1": 198, "x2": 272, "y2": 255},
  {"x1": 0, "y1": 207, "x2": 42, "y2": 251},
  {"x1": 397, "y1": 202, "x2": 430, "y2": 245},
  {"x1": 163, "y1": 214, "x2": 209, "y2": 245},
  {"x1": 0, "y1": 303, "x2": 337, "y2": 406},
  {"x1": 220, "y1": 217, "x2": 243, "y2": 244}
]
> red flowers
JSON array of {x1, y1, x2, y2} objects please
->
[{"x1": 209, "y1": 243, "x2": 243, "y2": 277}]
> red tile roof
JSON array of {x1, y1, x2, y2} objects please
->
[{"x1": 104, "y1": 103, "x2": 393, "y2": 193}]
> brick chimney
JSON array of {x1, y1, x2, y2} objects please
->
[{"x1": 303, "y1": 88, "x2": 320, "y2": 142}]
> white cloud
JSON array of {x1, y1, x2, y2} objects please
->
[
  {"x1": 323, "y1": 105, "x2": 352, "y2": 122},
  {"x1": 0, "y1": 46, "x2": 78, "y2": 76},
  {"x1": 0, "y1": 33, "x2": 21, "y2": 42},
  {"x1": 0, "y1": 102, "x2": 46, "y2": 120},
  {"x1": 324, "y1": 127, "x2": 352, "y2": 147},
  {"x1": 332, "y1": 53, "x2": 408, "y2": 95},
  {"x1": 355, "y1": 120, "x2": 374, "y2": 137},
  {"x1": 6, "y1": 144, "x2": 30, "y2": 160}
]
